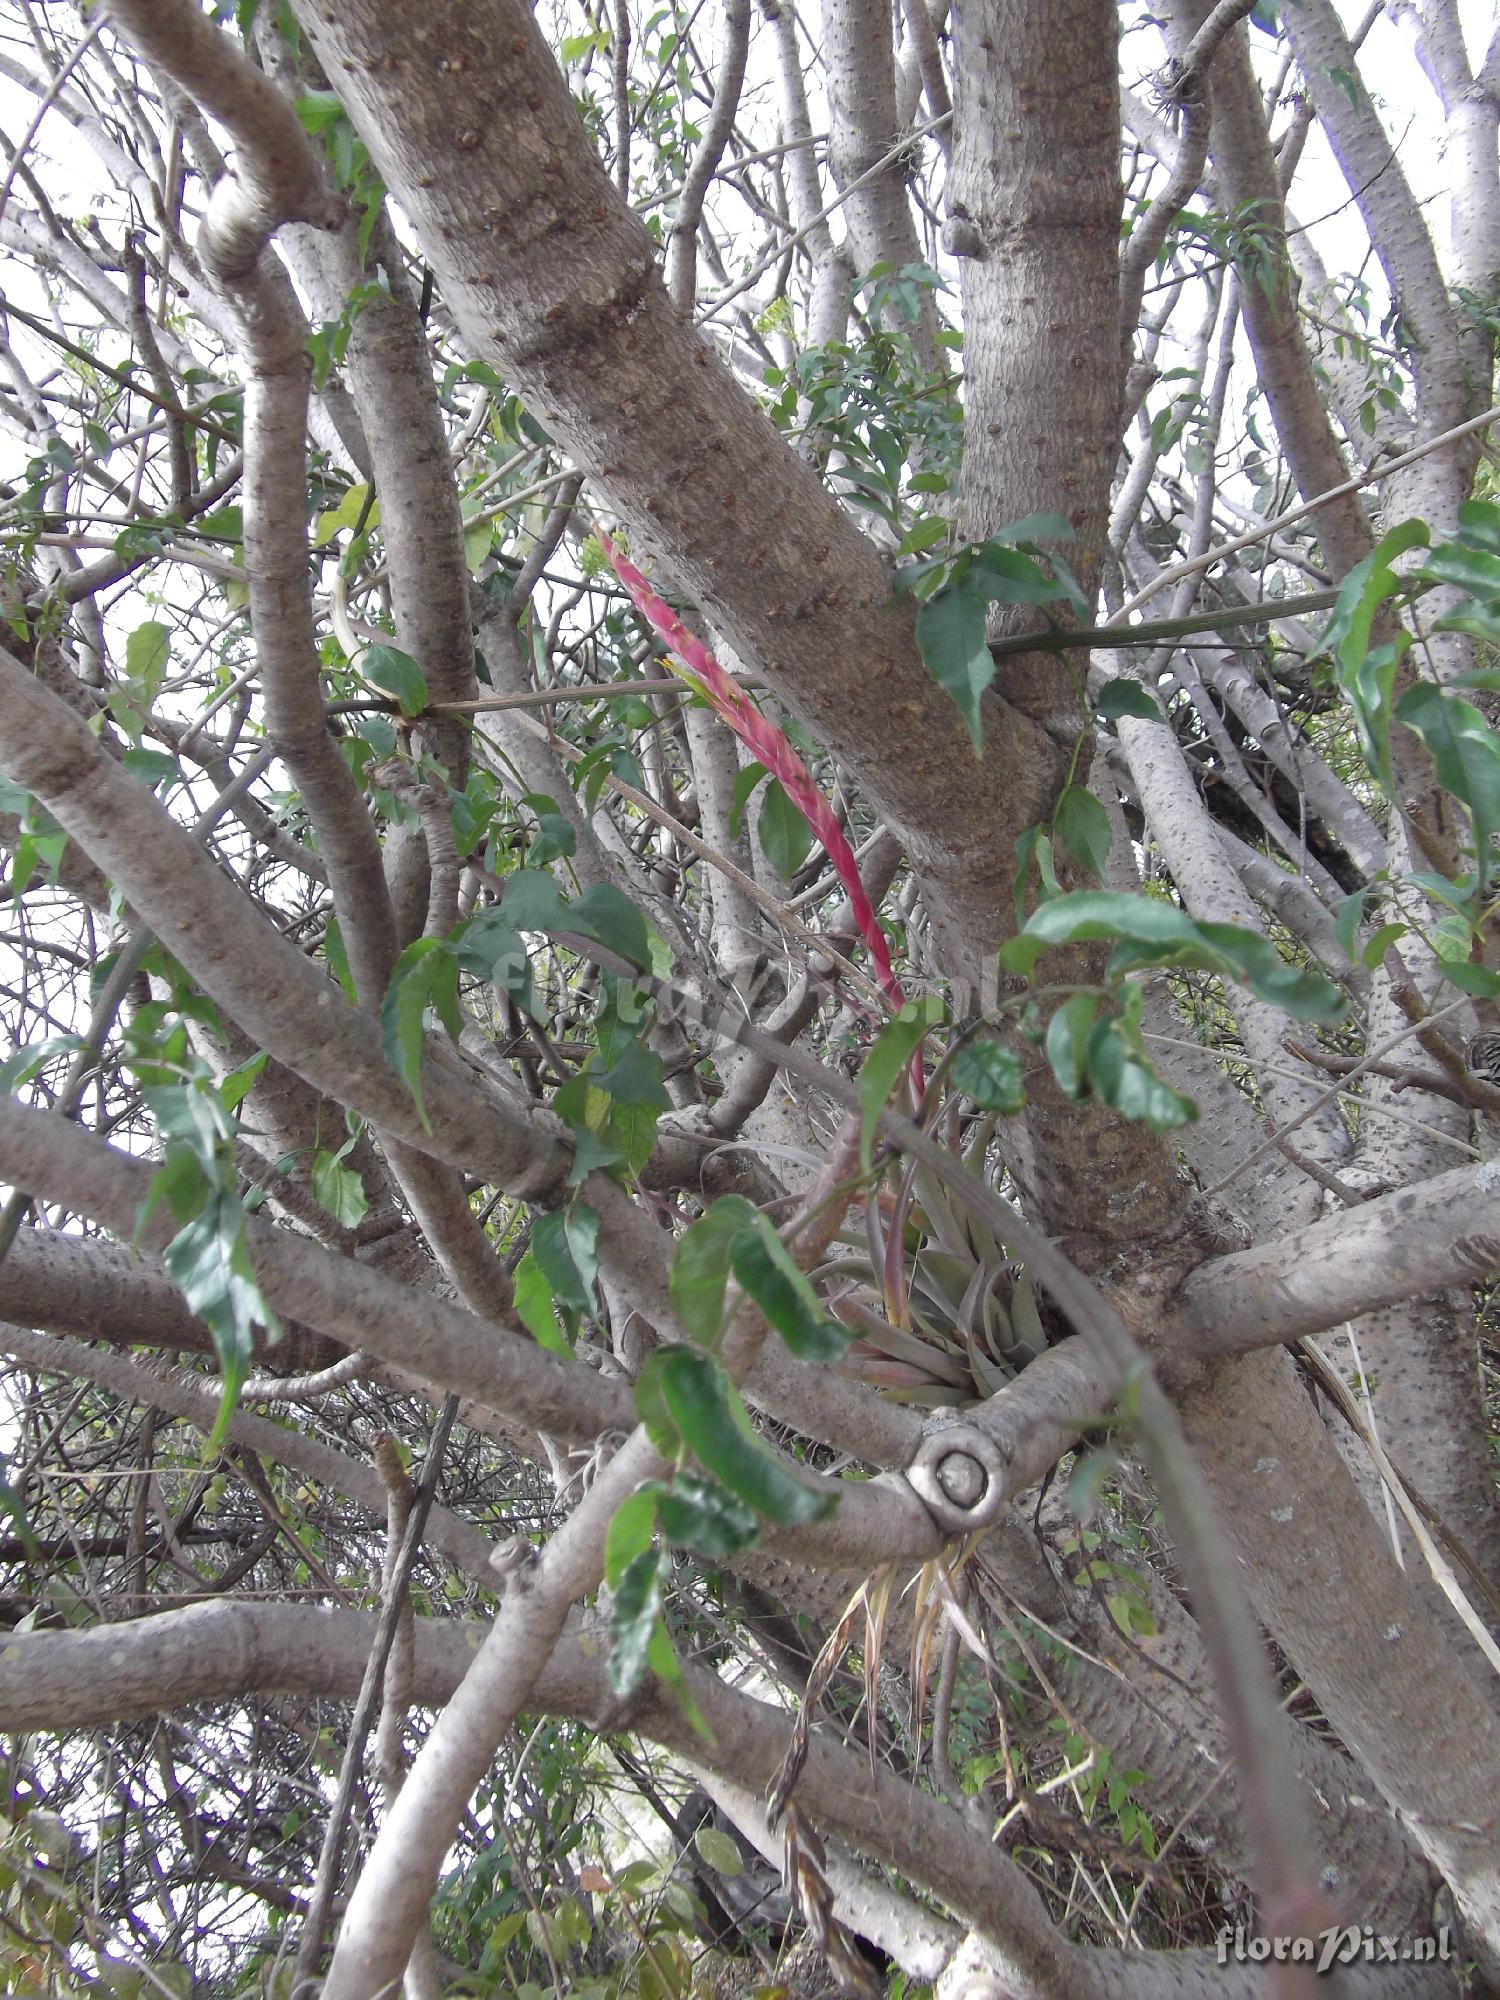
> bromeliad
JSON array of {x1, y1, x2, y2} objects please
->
[{"x1": 600, "y1": 533, "x2": 904, "y2": 1011}]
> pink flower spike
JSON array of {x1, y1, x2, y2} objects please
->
[{"x1": 597, "y1": 533, "x2": 905, "y2": 1011}]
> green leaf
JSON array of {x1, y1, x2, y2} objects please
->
[
  {"x1": 1457, "y1": 499, "x2": 1500, "y2": 555},
  {"x1": 1334, "y1": 888, "x2": 1370, "y2": 965},
  {"x1": 593, "y1": 1039, "x2": 670, "y2": 1111},
  {"x1": 553, "y1": 1070, "x2": 627, "y2": 1185},
  {"x1": 968, "y1": 540, "x2": 1064, "y2": 606},
  {"x1": 1012, "y1": 823, "x2": 1063, "y2": 924},
  {"x1": 462, "y1": 506, "x2": 494, "y2": 573},
  {"x1": 1085, "y1": 1018, "x2": 1198, "y2": 1129},
  {"x1": 948, "y1": 1037, "x2": 1026, "y2": 1112},
  {"x1": 729, "y1": 760, "x2": 768, "y2": 837},
  {"x1": 642, "y1": 1345, "x2": 835, "y2": 1525},
  {"x1": 379, "y1": 937, "x2": 454, "y2": 1131},
  {"x1": 1000, "y1": 889, "x2": 1201, "y2": 977},
  {"x1": 1416, "y1": 541, "x2": 1500, "y2": 599},
  {"x1": 670, "y1": 1194, "x2": 758, "y2": 1346},
  {"x1": 157, "y1": 1177, "x2": 279, "y2": 1453},
  {"x1": 514, "y1": 1248, "x2": 571, "y2": 1353},
  {"x1": 313, "y1": 481, "x2": 375, "y2": 546},
  {"x1": 916, "y1": 578, "x2": 994, "y2": 754},
  {"x1": 857, "y1": 994, "x2": 943, "y2": 1170},
  {"x1": 645, "y1": 1618, "x2": 711, "y2": 1742},
  {"x1": 0, "y1": 1034, "x2": 83, "y2": 1095},
  {"x1": 758, "y1": 778, "x2": 813, "y2": 880},
  {"x1": 501, "y1": 869, "x2": 570, "y2": 934},
  {"x1": 1094, "y1": 677, "x2": 1161, "y2": 724},
  {"x1": 1320, "y1": 520, "x2": 1429, "y2": 796},
  {"x1": 1395, "y1": 682, "x2": 1500, "y2": 887},
  {"x1": 605, "y1": 1485, "x2": 661, "y2": 1588},
  {"x1": 1045, "y1": 994, "x2": 1098, "y2": 1098},
  {"x1": 896, "y1": 515, "x2": 948, "y2": 558},
  {"x1": 530, "y1": 1204, "x2": 599, "y2": 1315},
  {"x1": 729, "y1": 1215, "x2": 850, "y2": 1362},
  {"x1": 655, "y1": 1473, "x2": 758, "y2": 1557},
  {"x1": 125, "y1": 620, "x2": 171, "y2": 703},
  {"x1": 1360, "y1": 921, "x2": 1409, "y2": 970},
  {"x1": 122, "y1": 746, "x2": 180, "y2": 790},
  {"x1": 572, "y1": 882, "x2": 652, "y2": 970},
  {"x1": 1000, "y1": 891, "x2": 1347, "y2": 1022},
  {"x1": 607, "y1": 1546, "x2": 664, "y2": 1699},
  {"x1": 633, "y1": 1351, "x2": 682, "y2": 1455},
  {"x1": 452, "y1": 908, "x2": 539, "y2": 1019},
  {"x1": 361, "y1": 642, "x2": 428, "y2": 718},
  {"x1": 992, "y1": 511, "x2": 1075, "y2": 544},
  {"x1": 1436, "y1": 956, "x2": 1500, "y2": 996},
  {"x1": 311, "y1": 1148, "x2": 368, "y2": 1228},
  {"x1": 694, "y1": 1827, "x2": 743, "y2": 1876},
  {"x1": 521, "y1": 792, "x2": 577, "y2": 866},
  {"x1": 1053, "y1": 785, "x2": 1112, "y2": 881}
]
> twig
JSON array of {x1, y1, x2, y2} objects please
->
[
  {"x1": 289, "y1": 1396, "x2": 459, "y2": 1993},
  {"x1": 1114, "y1": 402, "x2": 1500, "y2": 620}
]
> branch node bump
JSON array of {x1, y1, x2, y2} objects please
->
[{"x1": 905, "y1": 1421, "x2": 1008, "y2": 1532}]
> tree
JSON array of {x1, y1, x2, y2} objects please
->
[{"x1": 0, "y1": 0, "x2": 1496, "y2": 1992}]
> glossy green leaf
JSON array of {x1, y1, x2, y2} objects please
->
[
  {"x1": 162, "y1": 1193, "x2": 269, "y2": 1450},
  {"x1": 313, "y1": 481, "x2": 373, "y2": 545},
  {"x1": 645, "y1": 1345, "x2": 835, "y2": 1524},
  {"x1": 378, "y1": 937, "x2": 453, "y2": 1131},
  {"x1": 1001, "y1": 891, "x2": 1346, "y2": 1022},
  {"x1": 1319, "y1": 520, "x2": 1429, "y2": 796},
  {"x1": 1457, "y1": 499, "x2": 1500, "y2": 555},
  {"x1": 604, "y1": 1485, "x2": 661, "y2": 1588},
  {"x1": 311, "y1": 1147, "x2": 368, "y2": 1228},
  {"x1": 916, "y1": 578, "x2": 994, "y2": 754},
  {"x1": 729, "y1": 1214, "x2": 850, "y2": 1362},
  {"x1": 593, "y1": 1039, "x2": 671, "y2": 1111},
  {"x1": 572, "y1": 882, "x2": 652, "y2": 970},
  {"x1": 1053, "y1": 784, "x2": 1112, "y2": 881},
  {"x1": 758, "y1": 778, "x2": 813, "y2": 880},
  {"x1": 991, "y1": 511, "x2": 1074, "y2": 544},
  {"x1": 513, "y1": 1248, "x2": 571, "y2": 1353},
  {"x1": 122, "y1": 747, "x2": 180, "y2": 790},
  {"x1": 1435, "y1": 955, "x2": 1500, "y2": 996},
  {"x1": 1085, "y1": 1018, "x2": 1198, "y2": 1129},
  {"x1": 694, "y1": 1826, "x2": 743, "y2": 1876},
  {"x1": 553, "y1": 1070, "x2": 627, "y2": 1186},
  {"x1": 1333, "y1": 888, "x2": 1369, "y2": 964},
  {"x1": 1395, "y1": 682, "x2": 1500, "y2": 887},
  {"x1": 0, "y1": 1034, "x2": 83, "y2": 1095},
  {"x1": 999, "y1": 890, "x2": 1203, "y2": 976},
  {"x1": 1416, "y1": 541, "x2": 1500, "y2": 599},
  {"x1": 857, "y1": 994, "x2": 943, "y2": 1170},
  {"x1": 1360, "y1": 921, "x2": 1409, "y2": 970},
  {"x1": 633, "y1": 1350, "x2": 683, "y2": 1456},
  {"x1": 531, "y1": 1204, "x2": 599, "y2": 1315},
  {"x1": 1045, "y1": 994, "x2": 1097, "y2": 1099},
  {"x1": 968, "y1": 540, "x2": 1061, "y2": 605},
  {"x1": 655, "y1": 1473, "x2": 758, "y2": 1556},
  {"x1": 1094, "y1": 678, "x2": 1161, "y2": 724},
  {"x1": 452, "y1": 907, "x2": 540, "y2": 1020},
  {"x1": 361, "y1": 642, "x2": 428, "y2": 718},
  {"x1": 499, "y1": 869, "x2": 570, "y2": 933},
  {"x1": 1012, "y1": 823, "x2": 1063, "y2": 924},
  {"x1": 948, "y1": 1037, "x2": 1025, "y2": 1113},
  {"x1": 521, "y1": 791, "x2": 577, "y2": 866},
  {"x1": 669, "y1": 1194, "x2": 758, "y2": 1345},
  {"x1": 607, "y1": 1546, "x2": 664, "y2": 1699},
  {"x1": 729, "y1": 760, "x2": 768, "y2": 837},
  {"x1": 124, "y1": 620, "x2": 171, "y2": 703}
]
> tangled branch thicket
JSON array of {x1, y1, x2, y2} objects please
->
[{"x1": 0, "y1": 0, "x2": 1497, "y2": 1995}]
